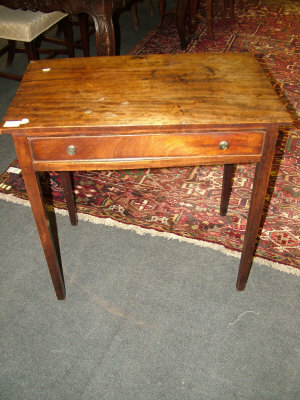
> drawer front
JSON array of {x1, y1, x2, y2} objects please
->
[{"x1": 29, "y1": 131, "x2": 263, "y2": 161}]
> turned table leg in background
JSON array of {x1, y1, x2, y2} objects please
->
[
  {"x1": 13, "y1": 136, "x2": 66, "y2": 300},
  {"x1": 236, "y1": 125, "x2": 279, "y2": 290}
]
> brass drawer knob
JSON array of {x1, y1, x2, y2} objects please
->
[
  {"x1": 219, "y1": 140, "x2": 229, "y2": 150},
  {"x1": 66, "y1": 145, "x2": 76, "y2": 155}
]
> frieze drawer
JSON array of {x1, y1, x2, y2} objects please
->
[{"x1": 29, "y1": 131, "x2": 264, "y2": 161}]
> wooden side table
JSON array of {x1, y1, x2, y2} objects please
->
[{"x1": 0, "y1": 53, "x2": 292, "y2": 299}]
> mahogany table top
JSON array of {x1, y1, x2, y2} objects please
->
[{"x1": 1, "y1": 52, "x2": 292, "y2": 135}]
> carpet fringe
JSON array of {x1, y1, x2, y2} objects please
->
[{"x1": 1, "y1": 193, "x2": 299, "y2": 277}]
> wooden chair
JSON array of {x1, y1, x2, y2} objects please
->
[
  {"x1": 173, "y1": 0, "x2": 235, "y2": 48},
  {"x1": 0, "y1": 6, "x2": 74, "y2": 81}
]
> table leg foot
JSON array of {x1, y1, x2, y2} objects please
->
[{"x1": 236, "y1": 280, "x2": 247, "y2": 291}]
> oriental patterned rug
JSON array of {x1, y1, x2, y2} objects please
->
[{"x1": 0, "y1": 0, "x2": 299, "y2": 274}]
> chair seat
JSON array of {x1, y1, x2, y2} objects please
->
[{"x1": 0, "y1": 6, "x2": 66, "y2": 42}]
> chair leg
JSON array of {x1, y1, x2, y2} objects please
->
[
  {"x1": 24, "y1": 41, "x2": 39, "y2": 60},
  {"x1": 176, "y1": 0, "x2": 191, "y2": 48},
  {"x1": 229, "y1": 0, "x2": 235, "y2": 20},
  {"x1": 206, "y1": 0, "x2": 213, "y2": 39},
  {"x1": 188, "y1": 0, "x2": 199, "y2": 33},
  {"x1": 158, "y1": 0, "x2": 166, "y2": 27},
  {"x1": 60, "y1": 172, "x2": 78, "y2": 226},
  {"x1": 0, "y1": 41, "x2": 22, "y2": 80},
  {"x1": 131, "y1": 2, "x2": 139, "y2": 30},
  {"x1": 7, "y1": 40, "x2": 16, "y2": 65},
  {"x1": 220, "y1": 163, "x2": 235, "y2": 216},
  {"x1": 148, "y1": 0, "x2": 154, "y2": 16},
  {"x1": 78, "y1": 13, "x2": 90, "y2": 56},
  {"x1": 222, "y1": 0, "x2": 227, "y2": 21},
  {"x1": 132, "y1": 0, "x2": 154, "y2": 30},
  {"x1": 61, "y1": 16, "x2": 75, "y2": 58}
]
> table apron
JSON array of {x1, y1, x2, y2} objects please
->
[{"x1": 31, "y1": 154, "x2": 261, "y2": 171}]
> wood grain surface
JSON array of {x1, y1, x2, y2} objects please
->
[
  {"x1": 29, "y1": 131, "x2": 263, "y2": 160},
  {"x1": 1, "y1": 53, "x2": 292, "y2": 133}
]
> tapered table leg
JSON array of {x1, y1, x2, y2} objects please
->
[
  {"x1": 59, "y1": 172, "x2": 78, "y2": 226},
  {"x1": 220, "y1": 163, "x2": 234, "y2": 216},
  {"x1": 13, "y1": 137, "x2": 66, "y2": 300},
  {"x1": 236, "y1": 126, "x2": 279, "y2": 290}
]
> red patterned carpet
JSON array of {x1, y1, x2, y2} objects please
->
[{"x1": 0, "y1": 0, "x2": 299, "y2": 272}]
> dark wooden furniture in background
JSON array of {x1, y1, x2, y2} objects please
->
[
  {"x1": 131, "y1": 0, "x2": 154, "y2": 30},
  {"x1": 0, "y1": 0, "x2": 128, "y2": 56},
  {"x1": 0, "y1": 8, "x2": 75, "y2": 81},
  {"x1": 188, "y1": 0, "x2": 233, "y2": 41},
  {"x1": 0, "y1": 53, "x2": 292, "y2": 299},
  {"x1": 175, "y1": 0, "x2": 235, "y2": 47}
]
